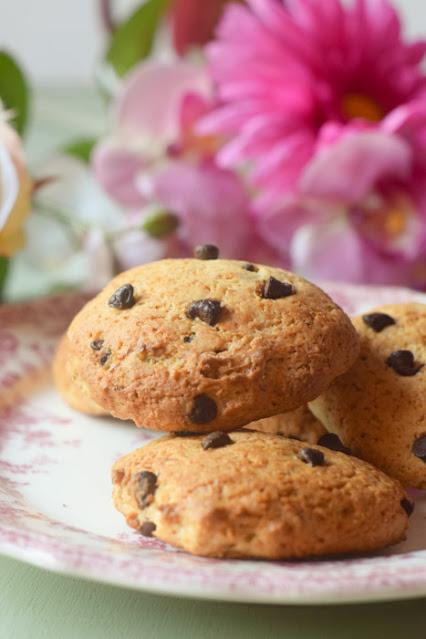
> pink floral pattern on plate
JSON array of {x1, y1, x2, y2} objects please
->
[{"x1": 0, "y1": 286, "x2": 425, "y2": 604}]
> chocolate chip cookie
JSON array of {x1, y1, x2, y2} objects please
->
[
  {"x1": 245, "y1": 405, "x2": 326, "y2": 443},
  {"x1": 66, "y1": 257, "x2": 359, "y2": 432},
  {"x1": 310, "y1": 303, "x2": 426, "y2": 488},
  {"x1": 112, "y1": 431, "x2": 409, "y2": 558},
  {"x1": 52, "y1": 336, "x2": 106, "y2": 416}
]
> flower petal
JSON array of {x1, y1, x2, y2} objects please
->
[
  {"x1": 0, "y1": 142, "x2": 19, "y2": 231},
  {"x1": 290, "y1": 220, "x2": 367, "y2": 283},
  {"x1": 153, "y1": 160, "x2": 251, "y2": 257},
  {"x1": 92, "y1": 142, "x2": 145, "y2": 206},
  {"x1": 300, "y1": 131, "x2": 412, "y2": 202},
  {"x1": 116, "y1": 61, "x2": 210, "y2": 143}
]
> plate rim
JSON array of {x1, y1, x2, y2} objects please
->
[{"x1": 1, "y1": 521, "x2": 426, "y2": 605}]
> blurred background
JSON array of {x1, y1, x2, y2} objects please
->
[
  {"x1": 0, "y1": 0, "x2": 425, "y2": 301},
  {"x1": 0, "y1": 0, "x2": 422, "y2": 85}
]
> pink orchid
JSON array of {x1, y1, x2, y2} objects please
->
[
  {"x1": 202, "y1": 0, "x2": 426, "y2": 210},
  {"x1": 93, "y1": 61, "x2": 211, "y2": 207},
  {"x1": 153, "y1": 159, "x2": 253, "y2": 258},
  {"x1": 258, "y1": 130, "x2": 426, "y2": 287},
  {"x1": 92, "y1": 59, "x2": 263, "y2": 262}
]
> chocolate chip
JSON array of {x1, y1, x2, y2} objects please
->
[
  {"x1": 202, "y1": 431, "x2": 233, "y2": 450},
  {"x1": 298, "y1": 447, "x2": 325, "y2": 467},
  {"x1": 194, "y1": 244, "x2": 219, "y2": 260},
  {"x1": 188, "y1": 394, "x2": 217, "y2": 424},
  {"x1": 242, "y1": 263, "x2": 258, "y2": 272},
  {"x1": 140, "y1": 521, "x2": 156, "y2": 537},
  {"x1": 183, "y1": 335, "x2": 193, "y2": 343},
  {"x1": 135, "y1": 471, "x2": 158, "y2": 509},
  {"x1": 187, "y1": 299, "x2": 222, "y2": 326},
  {"x1": 108, "y1": 283, "x2": 135, "y2": 310},
  {"x1": 90, "y1": 339, "x2": 104, "y2": 351},
  {"x1": 362, "y1": 312, "x2": 396, "y2": 332},
  {"x1": 99, "y1": 351, "x2": 111, "y2": 366},
  {"x1": 386, "y1": 350, "x2": 423, "y2": 376},
  {"x1": 257, "y1": 276, "x2": 295, "y2": 300},
  {"x1": 401, "y1": 498, "x2": 415, "y2": 517},
  {"x1": 412, "y1": 435, "x2": 426, "y2": 462},
  {"x1": 318, "y1": 433, "x2": 351, "y2": 455}
]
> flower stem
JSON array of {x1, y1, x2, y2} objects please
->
[
  {"x1": 0, "y1": 256, "x2": 9, "y2": 304},
  {"x1": 99, "y1": 0, "x2": 116, "y2": 34}
]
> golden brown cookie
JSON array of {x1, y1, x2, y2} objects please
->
[
  {"x1": 67, "y1": 257, "x2": 359, "y2": 432},
  {"x1": 52, "y1": 336, "x2": 106, "y2": 416},
  {"x1": 310, "y1": 303, "x2": 426, "y2": 488},
  {"x1": 112, "y1": 431, "x2": 410, "y2": 559},
  {"x1": 246, "y1": 405, "x2": 326, "y2": 443}
]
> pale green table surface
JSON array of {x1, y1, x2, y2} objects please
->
[
  {"x1": 0, "y1": 555, "x2": 425, "y2": 639},
  {"x1": 2, "y1": 88, "x2": 426, "y2": 638}
]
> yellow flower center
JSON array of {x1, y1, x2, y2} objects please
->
[
  {"x1": 383, "y1": 207, "x2": 407, "y2": 237},
  {"x1": 360, "y1": 193, "x2": 413, "y2": 251},
  {"x1": 341, "y1": 93, "x2": 384, "y2": 122}
]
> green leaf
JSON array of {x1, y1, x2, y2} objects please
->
[
  {"x1": 0, "y1": 51, "x2": 30, "y2": 135},
  {"x1": 62, "y1": 138, "x2": 97, "y2": 163},
  {"x1": 106, "y1": 0, "x2": 170, "y2": 77},
  {"x1": 142, "y1": 210, "x2": 179, "y2": 238},
  {"x1": 0, "y1": 256, "x2": 9, "y2": 303}
]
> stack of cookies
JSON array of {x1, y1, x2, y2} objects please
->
[{"x1": 53, "y1": 246, "x2": 423, "y2": 559}]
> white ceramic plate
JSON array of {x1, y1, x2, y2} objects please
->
[{"x1": 1, "y1": 285, "x2": 426, "y2": 605}]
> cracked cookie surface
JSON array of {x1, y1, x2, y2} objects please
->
[
  {"x1": 112, "y1": 430, "x2": 409, "y2": 558},
  {"x1": 67, "y1": 258, "x2": 359, "y2": 432},
  {"x1": 310, "y1": 303, "x2": 426, "y2": 488}
]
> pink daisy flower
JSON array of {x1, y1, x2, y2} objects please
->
[{"x1": 202, "y1": 0, "x2": 426, "y2": 210}]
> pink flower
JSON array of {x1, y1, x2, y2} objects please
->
[
  {"x1": 258, "y1": 130, "x2": 426, "y2": 287},
  {"x1": 153, "y1": 159, "x2": 253, "y2": 258},
  {"x1": 92, "y1": 59, "x2": 264, "y2": 263},
  {"x1": 202, "y1": 0, "x2": 426, "y2": 210},
  {"x1": 93, "y1": 61, "x2": 211, "y2": 207}
]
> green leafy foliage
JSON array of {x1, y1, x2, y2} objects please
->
[
  {"x1": 62, "y1": 138, "x2": 97, "y2": 163},
  {"x1": 106, "y1": 0, "x2": 170, "y2": 77},
  {"x1": 0, "y1": 51, "x2": 30, "y2": 135}
]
